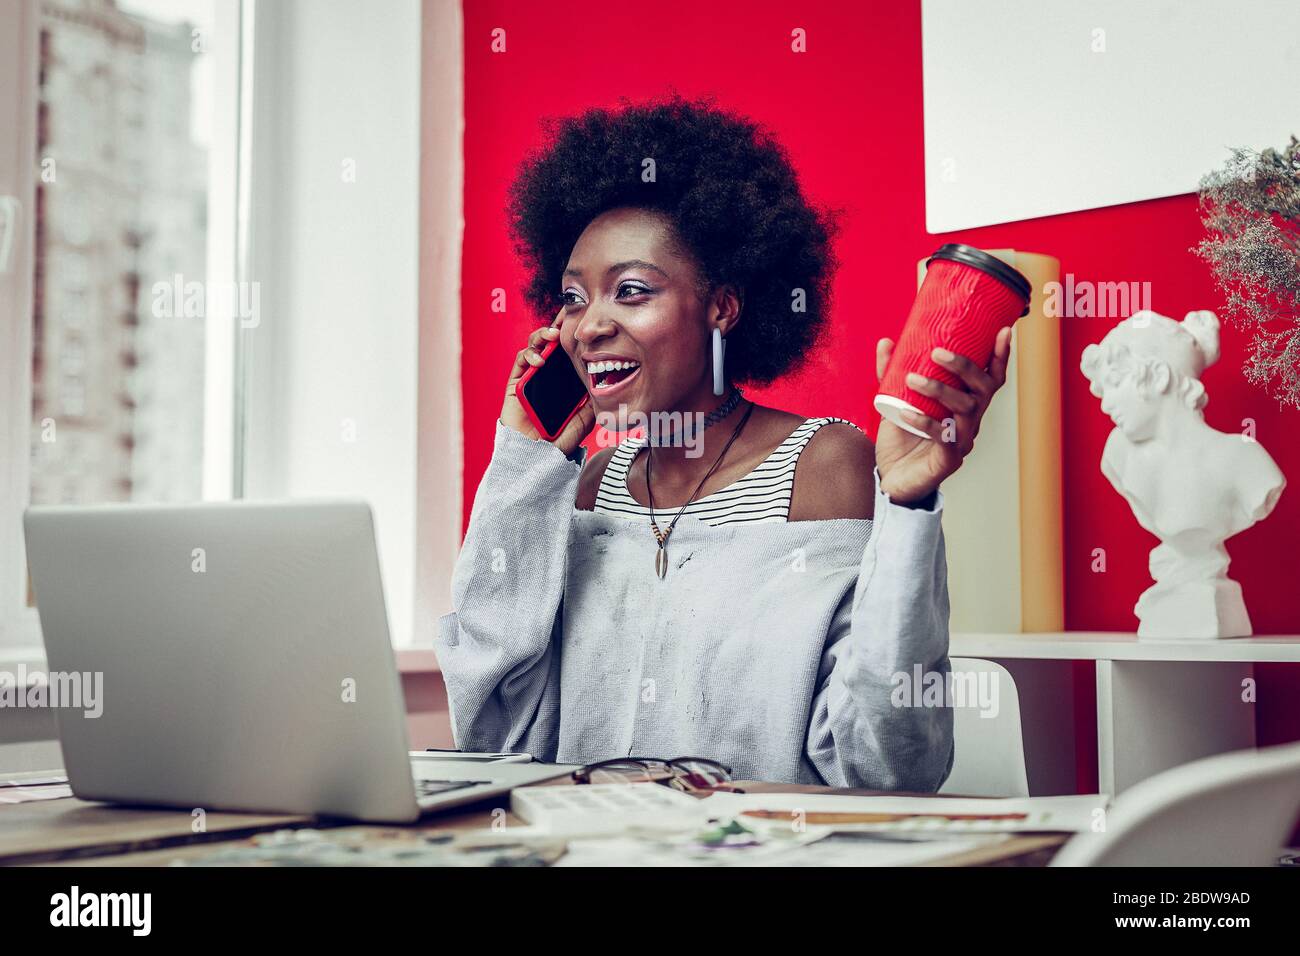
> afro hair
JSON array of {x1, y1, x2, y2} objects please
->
[{"x1": 506, "y1": 95, "x2": 839, "y2": 385}]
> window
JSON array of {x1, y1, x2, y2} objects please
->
[
  {"x1": 0, "y1": 0, "x2": 247, "y2": 650},
  {"x1": 31, "y1": 0, "x2": 216, "y2": 507},
  {"x1": 2, "y1": 0, "x2": 435, "y2": 655}
]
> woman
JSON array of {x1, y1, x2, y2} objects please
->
[{"x1": 435, "y1": 97, "x2": 1011, "y2": 789}]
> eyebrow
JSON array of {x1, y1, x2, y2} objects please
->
[{"x1": 562, "y1": 259, "x2": 670, "y2": 280}]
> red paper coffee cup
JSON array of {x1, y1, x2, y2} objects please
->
[{"x1": 875, "y1": 244, "x2": 1031, "y2": 439}]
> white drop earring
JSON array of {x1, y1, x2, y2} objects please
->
[{"x1": 712, "y1": 327, "x2": 726, "y2": 396}]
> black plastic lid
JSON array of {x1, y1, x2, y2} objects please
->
[{"x1": 927, "y1": 243, "x2": 1032, "y2": 316}]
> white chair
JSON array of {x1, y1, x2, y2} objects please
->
[
  {"x1": 1051, "y1": 742, "x2": 1300, "y2": 866},
  {"x1": 939, "y1": 658, "x2": 1030, "y2": 798}
]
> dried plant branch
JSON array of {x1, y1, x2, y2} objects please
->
[{"x1": 1193, "y1": 136, "x2": 1300, "y2": 407}]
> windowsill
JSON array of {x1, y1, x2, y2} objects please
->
[
  {"x1": 0, "y1": 647, "x2": 440, "y2": 678},
  {"x1": 395, "y1": 648, "x2": 441, "y2": 674},
  {"x1": 0, "y1": 648, "x2": 46, "y2": 674}
]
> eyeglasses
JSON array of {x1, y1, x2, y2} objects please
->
[{"x1": 572, "y1": 757, "x2": 744, "y2": 794}]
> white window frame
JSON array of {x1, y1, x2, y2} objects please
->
[
  {"x1": 0, "y1": 0, "x2": 249, "y2": 657},
  {"x1": 0, "y1": 0, "x2": 40, "y2": 658}
]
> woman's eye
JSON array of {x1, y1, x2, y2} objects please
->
[
  {"x1": 561, "y1": 290, "x2": 585, "y2": 306},
  {"x1": 616, "y1": 282, "x2": 652, "y2": 298}
]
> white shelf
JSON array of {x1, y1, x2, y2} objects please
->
[
  {"x1": 951, "y1": 631, "x2": 1300, "y2": 663},
  {"x1": 952, "y1": 631, "x2": 1299, "y2": 796}
]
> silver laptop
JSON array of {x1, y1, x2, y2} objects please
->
[{"x1": 23, "y1": 499, "x2": 572, "y2": 823}]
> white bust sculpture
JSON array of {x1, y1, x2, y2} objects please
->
[{"x1": 1080, "y1": 309, "x2": 1286, "y2": 639}]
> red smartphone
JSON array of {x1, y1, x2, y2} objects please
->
[{"x1": 514, "y1": 338, "x2": 590, "y2": 441}]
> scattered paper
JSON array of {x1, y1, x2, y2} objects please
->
[
  {"x1": 177, "y1": 828, "x2": 566, "y2": 867},
  {"x1": 0, "y1": 773, "x2": 68, "y2": 788},
  {"x1": 748, "y1": 831, "x2": 1010, "y2": 867},
  {"x1": 550, "y1": 818, "x2": 1009, "y2": 867},
  {"x1": 0, "y1": 783, "x2": 74, "y2": 804},
  {"x1": 698, "y1": 792, "x2": 1108, "y2": 834}
]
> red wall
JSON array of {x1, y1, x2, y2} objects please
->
[{"x1": 459, "y1": 0, "x2": 1300, "y2": 779}]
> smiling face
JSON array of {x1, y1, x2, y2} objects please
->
[{"x1": 558, "y1": 207, "x2": 726, "y2": 416}]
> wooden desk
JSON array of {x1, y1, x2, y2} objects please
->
[
  {"x1": 0, "y1": 797, "x2": 309, "y2": 866},
  {"x1": 1, "y1": 779, "x2": 1070, "y2": 867}
]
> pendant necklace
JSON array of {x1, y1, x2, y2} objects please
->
[{"x1": 645, "y1": 394, "x2": 754, "y2": 579}]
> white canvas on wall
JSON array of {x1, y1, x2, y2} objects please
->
[{"x1": 921, "y1": 0, "x2": 1300, "y2": 232}]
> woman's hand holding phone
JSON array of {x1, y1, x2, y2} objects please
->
[{"x1": 502, "y1": 310, "x2": 596, "y2": 457}]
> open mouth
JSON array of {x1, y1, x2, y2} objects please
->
[{"x1": 586, "y1": 359, "x2": 641, "y2": 393}]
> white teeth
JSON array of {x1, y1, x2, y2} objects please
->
[{"x1": 586, "y1": 360, "x2": 640, "y2": 374}]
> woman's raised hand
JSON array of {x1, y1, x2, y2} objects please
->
[
  {"x1": 872, "y1": 326, "x2": 1013, "y2": 505},
  {"x1": 501, "y1": 309, "x2": 596, "y2": 457}
]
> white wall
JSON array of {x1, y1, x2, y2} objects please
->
[{"x1": 242, "y1": 0, "x2": 423, "y2": 646}]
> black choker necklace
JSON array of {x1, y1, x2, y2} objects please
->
[
  {"x1": 700, "y1": 387, "x2": 744, "y2": 429},
  {"x1": 648, "y1": 387, "x2": 743, "y2": 446}
]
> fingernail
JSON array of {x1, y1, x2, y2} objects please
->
[
  {"x1": 933, "y1": 347, "x2": 954, "y2": 361},
  {"x1": 906, "y1": 372, "x2": 926, "y2": 387}
]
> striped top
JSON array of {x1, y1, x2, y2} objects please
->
[{"x1": 592, "y1": 417, "x2": 861, "y2": 527}]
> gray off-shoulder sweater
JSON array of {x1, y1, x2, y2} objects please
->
[{"x1": 433, "y1": 421, "x2": 954, "y2": 790}]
